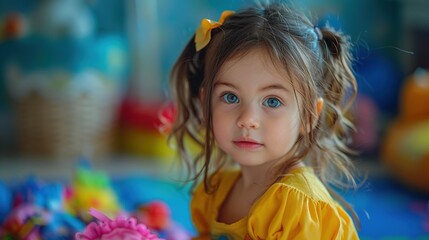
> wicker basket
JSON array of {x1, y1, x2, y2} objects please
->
[{"x1": 13, "y1": 93, "x2": 116, "y2": 159}]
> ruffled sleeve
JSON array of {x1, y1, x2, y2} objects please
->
[
  {"x1": 247, "y1": 185, "x2": 358, "y2": 240},
  {"x1": 190, "y1": 180, "x2": 212, "y2": 240}
]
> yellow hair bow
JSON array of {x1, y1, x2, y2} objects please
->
[{"x1": 194, "y1": 10, "x2": 234, "y2": 51}]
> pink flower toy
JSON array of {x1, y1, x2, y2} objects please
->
[{"x1": 75, "y1": 208, "x2": 163, "y2": 240}]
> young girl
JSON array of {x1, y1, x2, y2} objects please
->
[{"x1": 169, "y1": 1, "x2": 360, "y2": 239}]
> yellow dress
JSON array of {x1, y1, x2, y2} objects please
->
[{"x1": 191, "y1": 167, "x2": 359, "y2": 240}]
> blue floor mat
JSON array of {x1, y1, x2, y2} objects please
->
[
  {"x1": 344, "y1": 176, "x2": 429, "y2": 240},
  {"x1": 112, "y1": 174, "x2": 195, "y2": 233}
]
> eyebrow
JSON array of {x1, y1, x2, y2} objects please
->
[
  {"x1": 214, "y1": 82, "x2": 237, "y2": 89},
  {"x1": 261, "y1": 84, "x2": 290, "y2": 92},
  {"x1": 214, "y1": 81, "x2": 291, "y2": 93}
]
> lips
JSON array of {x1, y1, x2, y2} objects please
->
[{"x1": 233, "y1": 137, "x2": 263, "y2": 150}]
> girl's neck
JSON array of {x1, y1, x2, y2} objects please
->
[
  {"x1": 239, "y1": 161, "x2": 305, "y2": 190},
  {"x1": 239, "y1": 166, "x2": 276, "y2": 191},
  {"x1": 217, "y1": 161, "x2": 305, "y2": 224}
]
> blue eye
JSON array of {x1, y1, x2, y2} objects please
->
[
  {"x1": 263, "y1": 97, "x2": 282, "y2": 108},
  {"x1": 222, "y1": 93, "x2": 239, "y2": 104}
]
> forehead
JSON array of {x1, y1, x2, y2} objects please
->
[{"x1": 215, "y1": 47, "x2": 295, "y2": 88}]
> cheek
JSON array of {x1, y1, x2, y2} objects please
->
[
  {"x1": 212, "y1": 118, "x2": 232, "y2": 152},
  {"x1": 212, "y1": 108, "x2": 230, "y2": 139},
  {"x1": 267, "y1": 117, "x2": 301, "y2": 142}
]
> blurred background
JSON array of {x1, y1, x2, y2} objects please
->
[{"x1": 0, "y1": 0, "x2": 428, "y2": 239}]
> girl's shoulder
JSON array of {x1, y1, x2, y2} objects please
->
[
  {"x1": 273, "y1": 166, "x2": 334, "y2": 203},
  {"x1": 246, "y1": 167, "x2": 359, "y2": 239},
  {"x1": 248, "y1": 166, "x2": 339, "y2": 219}
]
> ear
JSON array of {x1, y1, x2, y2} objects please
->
[
  {"x1": 300, "y1": 97, "x2": 324, "y2": 134},
  {"x1": 316, "y1": 97, "x2": 324, "y2": 118},
  {"x1": 312, "y1": 97, "x2": 324, "y2": 128}
]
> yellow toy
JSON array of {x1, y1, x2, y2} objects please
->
[
  {"x1": 65, "y1": 161, "x2": 121, "y2": 221},
  {"x1": 382, "y1": 68, "x2": 429, "y2": 193}
]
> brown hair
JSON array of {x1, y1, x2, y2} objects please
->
[{"x1": 169, "y1": 0, "x2": 359, "y2": 224}]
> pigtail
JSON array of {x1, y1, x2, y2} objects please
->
[
  {"x1": 316, "y1": 27, "x2": 361, "y2": 228},
  {"x1": 320, "y1": 27, "x2": 357, "y2": 114},
  {"x1": 315, "y1": 27, "x2": 357, "y2": 186}
]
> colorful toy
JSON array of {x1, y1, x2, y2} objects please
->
[
  {"x1": 382, "y1": 68, "x2": 429, "y2": 193},
  {"x1": 117, "y1": 99, "x2": 201, "y2": 162},
  {"x1": 65, "y1": 161, "x2": 121, "y2": 222},
  {"x1": 117, "y1": 99, "x2": 177, "y2": 161},
  {"x1": 0, "y1": 177, "x2": 84, "y2": 239},
  {"x1": 11, "y1": 176, "x2": 63, "y2": 211},
  {"x1": 134, "y1": 201, "x2": 171, "y2": 231},
  {"x1": 1, "y1": 204, "x2": 50, "y2": 239},
  {"x1": 0, "y1": 174, "x2": 192, "y2": 239},
  {"x1": 75, "y1": 208, "x2": 162, "y2": 240}
]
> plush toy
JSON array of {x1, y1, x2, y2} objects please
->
[
  {"x1": 382, "y1": 68, "x2": 429, "y2": 193},
  {"x1": 65, "y1": 161, "x2": 121, "y2": 222},
  {"x1": 75, "y1": 208, "x2": 162, "y2": 240}
]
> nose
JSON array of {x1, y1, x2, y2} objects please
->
[{"x1": 237, "y1": 104, "x2": 260, "y2": 129}]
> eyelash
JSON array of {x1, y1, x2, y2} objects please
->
[
  {"x1": 220, "y1": 93, "x2": 284, "y2": 108},
  {"x1": 263, "y1": 97, "x2": 283, "y2": 108},
  {"x1": 222, "y1": 92, "x2": 239, "y2": 104}
]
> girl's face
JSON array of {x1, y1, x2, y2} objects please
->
[{"x1": 212, "y1": 48, "x2": 302, "y2": 167}]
